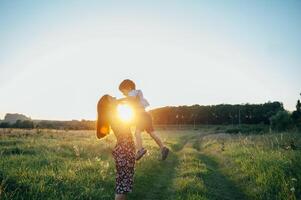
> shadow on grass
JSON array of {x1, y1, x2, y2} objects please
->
[
  {"x1": 0, "y1": 140, "x2": 24, "y2": 146},
  {"x1": 0, "y1": 171, "x2": 30, "y2": 200},
  {"x1": 0, "y1": 147, "x2": 36, "y2": 156},
  {"x1": 198, "y1": 154, "x2": 249, "y2": 200}
]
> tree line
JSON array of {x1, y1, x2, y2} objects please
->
[
  {"x1": 35, "y1": 120, "x2": 95, "y2": 130},
  {"x1": 0, "y1": 120, "x2": 34, "y2": 129},
  {"x1": 1, "y1": 99, "x2": 300, "y2": 131},
  {"x1": 0, "y1": 120, "x2": 95, "y2": 130},
  {"x1": 149, "y1": 101, "x2": 284, "y2": 125}
]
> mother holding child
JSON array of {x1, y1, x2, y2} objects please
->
[{"x1": 96, "y1": 79, "x2": 170, "y2": 200}]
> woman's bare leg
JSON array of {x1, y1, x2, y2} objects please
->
[{"x1": 115, "y1": 194, "x2": 126, "y2": 200}]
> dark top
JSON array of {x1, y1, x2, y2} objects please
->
[{"x1": 110, "y1": 113, "x2": 136, "y2": 194}]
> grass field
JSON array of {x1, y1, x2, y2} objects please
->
[{"x1": 0, "y1": 127, "x2": 300, "y2": 200}]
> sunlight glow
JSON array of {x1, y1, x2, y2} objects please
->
[{"x1": 117, "y1": 104, "x2": 134, "y2": 122}]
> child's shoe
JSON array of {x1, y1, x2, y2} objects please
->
[
  {"x1": 161, "y1": 147, "x2": 169, "y2": 161},
  {"x1": 136, "y1": 148, "x2": 147, "y2": 161}
]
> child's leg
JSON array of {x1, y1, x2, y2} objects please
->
[
  {"x1": 144, "y1": 112, "x2": 165, "y2": 150},
  {"x1": 149, "y1": 130, "x2": 169, "y2": 160},
  {"x1": 148, "y1": 131, "x2": 164, "y2": 150},
  {"x1": 135, "y1": 129, "x2": 143, "y2": 150},
  {"x1": 144, "y1": 113, "x2": 169, "y2": 160},
  {"x1": 135, "y1": 128, "x2": 147, "y2": 161}
]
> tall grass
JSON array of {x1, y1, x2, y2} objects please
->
[
  {"x1": 0, "y1": 128, "x2": 300, "y2": 199},
  {"x1": 200, "y1": 132, "x2": 301, "y2": 200}
]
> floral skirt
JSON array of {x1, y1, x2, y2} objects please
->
[{"x1": 112, "y1": 140, "x2": 136, "y2": 194}]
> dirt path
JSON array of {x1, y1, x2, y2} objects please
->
[
  {"x1": 197, "y1": 153, "x2": 248, "y2": 200},
  {"x1": 129, "y1": 132, "x2": 249, "y2": 200}
]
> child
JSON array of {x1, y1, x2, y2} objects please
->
[{"x1": 118, "y1": 79, "x2": 169, "y2": 161}]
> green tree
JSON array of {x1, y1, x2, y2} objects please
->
[
  {"x1": 0, "y1": 122, "x2": 10, "y2": 128},
  {"x1": 270, "y1": 110, "x2": 292, "y2": 132},
  {"x1": 297, "y1": 100, "x2": 301, "y2": 112}
]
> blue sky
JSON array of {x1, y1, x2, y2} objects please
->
[{"x1": 0, "y1": 0, "x2": 300, "y2": 120}]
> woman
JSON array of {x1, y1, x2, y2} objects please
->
[{"x1": 96, "y1": 95, "x2": 136, "y2": 200}]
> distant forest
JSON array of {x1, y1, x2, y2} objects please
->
[
  {"x1": 149, "y1": 102, "x2": 283, "y2": 125},
  {"x1": 0, "y1": 119, "x2": 95, "y2": 130},
  {"x1": 1, "y1": 101, "x2": 300, "y2": 131}
]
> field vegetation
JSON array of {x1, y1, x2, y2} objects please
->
[{"x1": 0, "y1": 127, "x2": 300, "y2": 200}]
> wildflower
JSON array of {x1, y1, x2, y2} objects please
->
[
  {"x1": 290, "y1": 187, "x2": 295, "y2": 192},
  {"x1": 73, "y1": 145, "x2": 80, "y2": 157},
  {"x1": 291, "y1": 178, "x2": 297, "y2": 182}
]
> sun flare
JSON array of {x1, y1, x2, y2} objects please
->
[{"x1": 117, "y1": 104, "x2": 134, "y2": 122}]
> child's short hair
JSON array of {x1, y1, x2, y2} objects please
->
[{"x1": 119, "y1": 79, "x2": 136, "y2": 91}]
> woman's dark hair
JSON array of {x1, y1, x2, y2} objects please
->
[
  {"x1": 96, "y1": 95, "x2": 111, "y2": 139},
  {"x1": 119, "y1": 79, "x2": 136, "y2": 91}
]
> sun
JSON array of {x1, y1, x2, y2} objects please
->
[{"x1": 117, "y1": 104, "x2": 134, "y2": 122}]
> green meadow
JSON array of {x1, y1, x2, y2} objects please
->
[{"x1": 0, "y1": 127, "x2": 300, "y2": 200}]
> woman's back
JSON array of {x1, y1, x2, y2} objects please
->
[{"x1": 111, "y1": 120, "x2": 134, "y2": 144}]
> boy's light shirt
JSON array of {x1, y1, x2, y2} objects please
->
[{"x1": 128, "y1": 89, "x2": 150, "y2": 109}]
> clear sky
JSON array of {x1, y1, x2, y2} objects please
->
[{"x1": 0, "y1": 0, "x2": 300, "y2": 120}]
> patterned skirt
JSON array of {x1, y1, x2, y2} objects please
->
[{"x1": 112, "y1": 139, "x2": 136, "y2": 194}]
